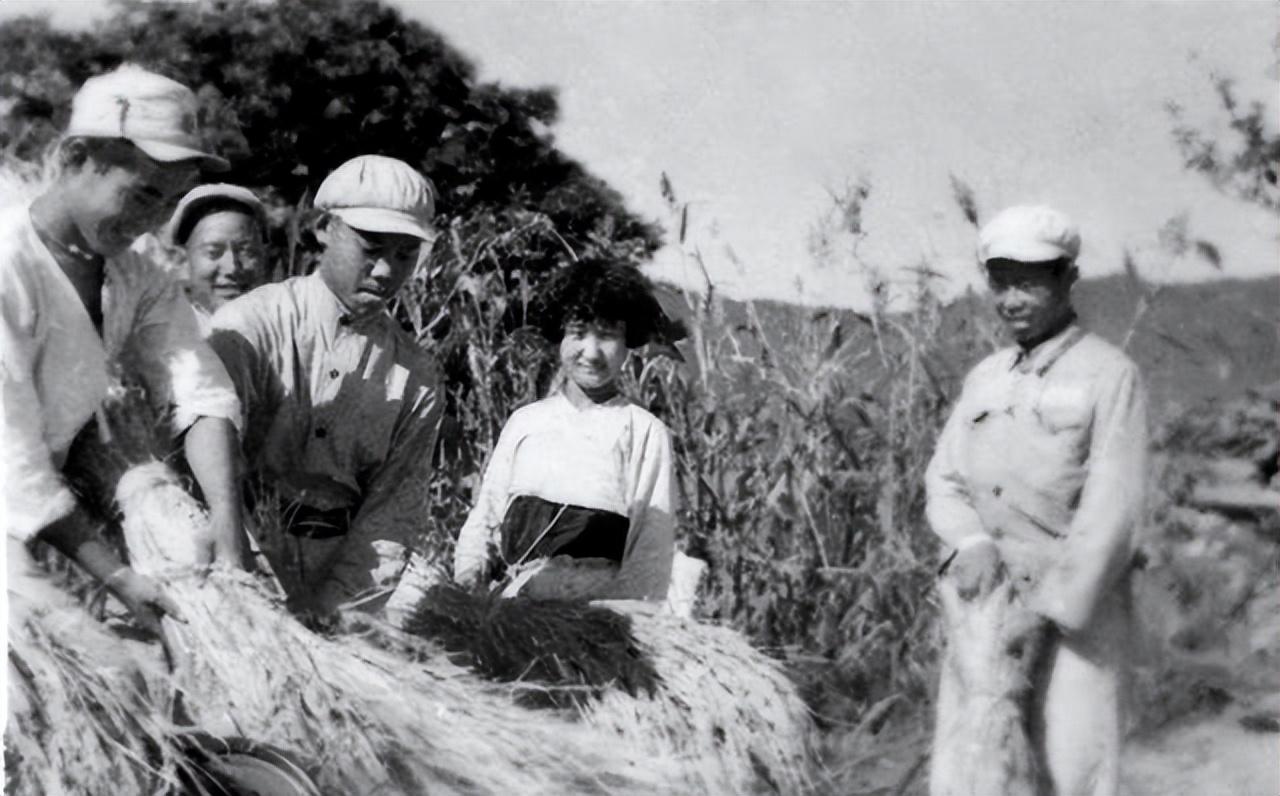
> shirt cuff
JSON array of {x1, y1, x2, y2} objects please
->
[
  {"x1": 171, "y1": 396, "x2": 243, "y2": 437},
  {"x1": 956, "y1": 533, "x2": 995, "y2": 551},
  {"x1": 6, "y1": 484, "x2": 77, "y2": 543}
]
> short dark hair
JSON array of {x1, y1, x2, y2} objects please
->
[{"x1": 533, "y1": 258, "x2": 664, "y2": 349}]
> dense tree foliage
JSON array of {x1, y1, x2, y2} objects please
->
[{"x1": 0, "y1": 0, "x2": 661, "y2": 274}]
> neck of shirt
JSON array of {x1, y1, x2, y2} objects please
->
[
  {"x1": 1016, "y1": 310, "x2": 1077, "y2": 354},
  {"x1": 26, "y1": 203, "x2": 107, "y2": 331},
  {"x1": 561, "y1": 379, "x2": 624, "y2": 411},
  {"x1": 1012, "y1": 315, "x2": 1084, "y2": 377},
  {"x1": 308, "y1": 271, "x2": 387, "y2": 332},
  {"x1": 28, "y1": 199, "x2": 105, "y2": 275}
]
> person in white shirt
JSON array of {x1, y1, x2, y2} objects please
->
[
  {"x1": 387, "y1": 259, "x2": 677, "y2": 620},
  {"x1": 2, "y1": 65, "x2": 246, "y2": 630},
  {"x1": 926, "y1": 206, "x2": 1149, "y2": 796},
  {"x1": 207, "y1": 155, "x2": 444, "y2": 616},
  {"x1": 165, "y1": 183, "x2": 270, "y2": 328}
]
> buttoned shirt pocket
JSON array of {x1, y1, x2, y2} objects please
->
[{"x1": 1034, "y1": 381, "x2": 1092, "y2": 434}]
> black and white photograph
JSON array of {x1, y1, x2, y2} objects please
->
[{"x1": 0, "y1": 1, "x2": 1276, "y2": 794}]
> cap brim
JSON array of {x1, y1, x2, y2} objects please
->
[
  {"x1": 132, "y1": 138, "x2": 230, "y2": 173},
  {"x1": 981, "y1": 241, "x2": 1072, "y2": 265},
  {"x1": 167, "y1": 189, "x2": 269, "y2": 246},
  {"x1": 329, "y1": 207, "x2": 438, "y2": 243}
]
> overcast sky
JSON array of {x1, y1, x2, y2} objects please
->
[{"x1": 5, "y1": 1, "x2": 1277, "y2": 308}]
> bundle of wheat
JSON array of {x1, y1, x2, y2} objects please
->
[
  {"x1": 584, "y1": 601, "x2": 818, "y2": 795},
  {"x1": 6, "y1": 590, "x2": 320, "y2": 796},
  {"x1": 405, "y1": 581, "x2": 661, "y2": 709},
  {"x1": 401, "y1": 582, "x2": 817, "y2": 793},
  {"x1": 112, "y1": 459, "x2": 680, "y2": 796},
  {"x1": 5, "y1": 566, "x2": 188, "y2": 795},
  {"x1": 929, "y1": 577, "x2": 1052, "y2": 796}
]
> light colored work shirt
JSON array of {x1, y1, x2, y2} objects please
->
[
  {"x1": 207, "y1": 272, "x2": 444, "y2": 545},
  {"x1": 925, "y1": 323, "x2": 1149, "y2": 635},
  {"x1": 1, "y1": 203, "x2": 242, "y2": 541},
  {"x1": 453, "y1": 391, "x2": 677, "y2": 601}
]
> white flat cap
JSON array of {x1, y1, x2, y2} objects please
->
[
  {"x1": 66, "y1": 64, "x2": 229, "y2": 172},
  {"x1": 314, "y1": 155, "x2": 437, "y2": 243},
  {"x1": 978, "y1": 205, "x2": 1081, "y2": 265},
  {"x1": 166, "y1": 183, "x2": 268, "y2": 246}
]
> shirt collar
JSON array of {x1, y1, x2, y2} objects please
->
[
  {"x1": 1011, "y1": 318, "x2": 1085, "y2": 377},
  {"x1": 556, "y1": 385, "x2": 630, "y2": 412},
  {"x1": 305, "y1": 271, "x2": 392, "y2": 334}
]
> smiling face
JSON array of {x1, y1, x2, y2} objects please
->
[
  {"x1": 985, "y1": 258, "x2": 1076, "y2": 345},
  {"x1": 186, "y1": 209, "x2": 266, "y2": 309},
  {"x1": 314, "y1": 216, "x2": 422, "y2": 316},
  {"x1": 559, "y1": 317, "x2": 629, "y2": 396},
  {"x1": 66, "y1": 141, "x2": 199, "y2": 257}
]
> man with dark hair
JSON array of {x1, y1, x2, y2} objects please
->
[
  {"x1": 926, "y1": 205, "x2": 1149, "y2": 796},
  {"x1": 2, "y1": 64, "x2": 245, "y2": 628},
  {"x1": 207, "y1": 155, "x2": 444, "y2": 617}
]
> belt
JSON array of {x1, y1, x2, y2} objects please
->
[{"x1": 281, "y1": 502, "x2": 353, "y2": 540}]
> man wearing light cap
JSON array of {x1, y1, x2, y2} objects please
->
[
  {"x1": 165, "y1": 183, "x2": 271, "y2": 325},
  {"x1": 926, "y1": 205, "x2": 1148, "y2": 796},
  {"x1": 2, "y1": 64, "x2": 245, "y2": 630},
  {"x1": 208, "y1": 155, "x2": 444, "y2": 616}
]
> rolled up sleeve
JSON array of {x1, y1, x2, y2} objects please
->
[
  {"x1": 160, "y1": 296, "x2": 242, "y2": 435},
  {"x1": 111, "y1": 252, "x2": 241, "y2": 436}
]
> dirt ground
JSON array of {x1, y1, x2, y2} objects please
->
[
  {"x1": 1122, "y1": 692, "x2": 1280, "y2": 796},
  {"x1": 827, "y1": 699, "x2": 1280, "y2": 796}
]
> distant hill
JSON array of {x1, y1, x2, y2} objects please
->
[
  {"x1": 653, "y1": 275, "x2": 1280, "y2": 416},
  {"x1": 1073, "y1": 275, "x2": 1279, "y2": 410}
]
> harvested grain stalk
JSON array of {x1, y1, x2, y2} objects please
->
[
  {"x1": 114, "y1": 464, "x2": 683, "y2": 795},
  {"x1": 403, "y1": 582, "x2": 818, "y2": 794},
  {"x1": 586, "y1": 601, "x2": 818, "y2": 795},
  {"x1": 6, "y1": 559, "x2": 190, "y2": 795},
  {"x1": 406, "y1": 581, "x2": 662, "y2": 709},
  {"x1": 930, "y1": 577, "x2": 1054, "y2": 796}
]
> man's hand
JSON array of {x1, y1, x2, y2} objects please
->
[
  {"x1": 1002, "y1": 605, "x2": 1056, "y2": 661},
  {"x1": 947, "y1": 537, "x2": 1004, "y2": 600},
  {"x1": 183, "y1": 416, "x2": 249, "y2": 575},
  {"x1": 194, "y1": 508, "x2": 248, "y2": 575},
  {"x1": 104, "y1": 567, "x2": 184, "y2": 636}
]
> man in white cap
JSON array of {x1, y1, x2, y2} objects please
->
[
  {"x1": 2, "y1": 64, "x2": 246, "y2": 630},
  {"x1": 207, "y1": 154, "x2": 444, "y2": 616},
  {"x1": 165, "y1": 183, "x2": 271, "y2": 325},
  {"x1": 925, "y1": 205, "x2": 1148, "y2": 796}
]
